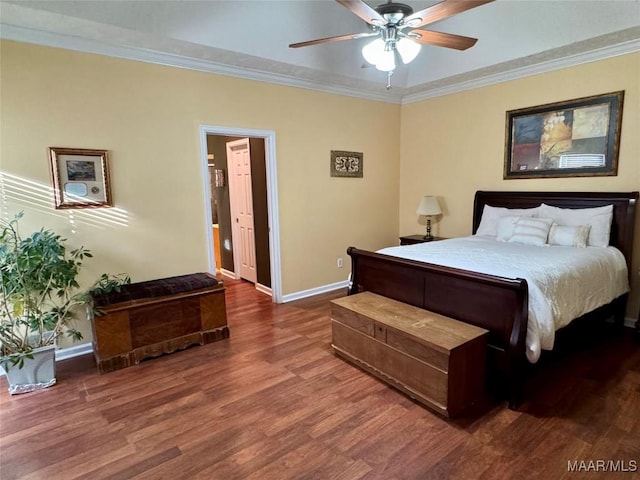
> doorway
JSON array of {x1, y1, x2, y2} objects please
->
[{"x1": 199, "y1": 126, "x2": 282, "y2": 303}]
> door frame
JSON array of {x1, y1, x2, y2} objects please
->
[{"x1": 199, "y1": 125, "x2": 282, "y2": 303}]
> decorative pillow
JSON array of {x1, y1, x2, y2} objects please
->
[
  {"x1": 548, "y1": 223, "x2": 591, "y2": 248},
  {"x1": 496, "y1": 215, "x2": 521, "y2": 242},
  {"x1": 537, "y1": 203, "x2": 613, "y2": 247},
  {"x1": 476, "y1": 205, "x2": 539, "y2": 237},
  {"x1": 508, "y1": 217, "x2": 554, "y2": 246}
]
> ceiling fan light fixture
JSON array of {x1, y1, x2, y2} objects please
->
[
  {"x1": 291, "y1": 0, "x2": 492, "y2": 86},
  {"x1": 362, "y1": 38, "x2": 396, "y2": 72},
  {"x1": 361, "y1": 38, "x2": 385, "y2": 65},
  {"x1": 396, "y1": 37, "x2": 421, "y2": 64},
  {"x1": 375, "y1": 49, "x2": 396, "y2": 71}
]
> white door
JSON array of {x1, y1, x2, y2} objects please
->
[{"x1": 226, "y1": 138, "x2": 257, "y2": 283}]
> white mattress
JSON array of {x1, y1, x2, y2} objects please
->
[{"x1": 377, "y1": 236, "x2": 629, "y2": 363}]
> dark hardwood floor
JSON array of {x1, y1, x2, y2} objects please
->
[{"x1": 1, "y1": 279, "x2": 639, "y2": 479}]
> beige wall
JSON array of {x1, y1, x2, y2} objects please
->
[
  {"x1": 400, "y1": 53, "x2": 640, "y2": 316},
  {"x1": 1, "y1": 39, "x2": 638, "y2": 353},
  {"x1": 0, "y1": 40, "x2": 401, "y2": 345}
]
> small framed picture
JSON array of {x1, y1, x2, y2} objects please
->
[
  {"x1": 330, "y1": 150, "x2": 363, "y2": 178},
  {"x1": 48, "y1": 147, "x2": 112, "y2": 209}
]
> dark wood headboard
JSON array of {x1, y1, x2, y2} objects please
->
[{"x1": 472, "y1": 191, "x2": 639, "y2": 274}]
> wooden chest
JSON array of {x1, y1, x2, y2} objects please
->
[
  {"x1": 331, "y1": 292, "x2": 488, "y2": 417},
  {"x1": 91, "y1": 274, "x2": 228, "y2": 373}
]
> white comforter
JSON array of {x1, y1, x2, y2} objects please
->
[{"x1": 377, "y1": 236, "x2": 629, "y2": 363}]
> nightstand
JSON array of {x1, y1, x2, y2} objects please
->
[{"x1": 399, "y1": 235, "x2": 447, "y2": 246}]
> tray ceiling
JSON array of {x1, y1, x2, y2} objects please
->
[{"x1": 1, "y1": 0, "x2": 639, "y2": 103}]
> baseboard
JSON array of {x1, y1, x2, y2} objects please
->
[
  {"x1": 220, "y1": 269, "x2": 236, "y2": 280},
  {"x1": 0, "y1": 342, "x2": 94, "y2": 377},
  {"x1": 624, "y1": 316, "x2": 637, "y2": 329},
  {"x1": 256, "y1": 283, "x2": 272, "y2": 296},
  {"x1": 281, "y1": 280, "x2": 349, "y2": 303},
  {"x1": 56, "y1": 342, "x2": 94, "y2": 361}
]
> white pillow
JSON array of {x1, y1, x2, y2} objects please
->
[
  {"x1": 548, "y1": 223, "x2": 591, "y2": 248},
  {"x1": 476, "y1": 205, "x2": 539, "y2": 237},
  {"x1": 496, "y1": 215, "x2": 521, "y2": 242},
  {"x1": 537, "y1": 203, "x2": 613, "y2": 247},
  {"x1": 508, "y1": 217, "x2": 554, "y2": 246}
]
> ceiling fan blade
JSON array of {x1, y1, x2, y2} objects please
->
[
  {"x1": 404, "y1": 0, "x2": 494, "y2": 29},
  {"x1": 289, "y1": 32, "x2": 376, "y2": 49},
  {"x1": 336, "y1": 0, "x2": 388, "y2": 26},
  {"x1": 410, "y1": 30, "x2": 478, "y2": 50}
]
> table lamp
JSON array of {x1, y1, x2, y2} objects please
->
[{"x1": 416, "y1": 196, "x2": 442, "y2": 241}]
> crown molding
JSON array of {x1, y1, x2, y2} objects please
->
[
  {"x1": 0, "y1": 23, "x2": 404, "y2": 104},
  {"x1": 2, "y1": 22, "x2": 638, "y2": 105},
  {"x1": 402, "y1": 38, "x2": 640, "y2": 104}
]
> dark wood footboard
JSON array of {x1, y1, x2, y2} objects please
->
[{"x1": 347, "y1": 246, "x2": 528, "y2": 408}]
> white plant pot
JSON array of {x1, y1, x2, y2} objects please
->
[{"x1": 0, "y1": 344, "x2": 56, "y2": 395}]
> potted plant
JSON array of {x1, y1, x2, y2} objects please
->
[{"x1": 0, "y1": 212, "x2": 129, "y2": 394}]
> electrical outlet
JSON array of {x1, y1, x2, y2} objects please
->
[{"x1": 337, "y1": 257, "x2": 343, "y2": 268}]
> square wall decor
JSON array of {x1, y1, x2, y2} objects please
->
[{"x1": 330, "y1": 150, "x2": 363, "y2": 178}]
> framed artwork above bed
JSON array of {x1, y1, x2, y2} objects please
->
[{"x1": 504, "y1": 91, "x2": 624, "y2": 179}]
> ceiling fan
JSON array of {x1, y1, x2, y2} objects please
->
[{"x1": 290, "y1": 0, "x2": 494, "y2": 88}]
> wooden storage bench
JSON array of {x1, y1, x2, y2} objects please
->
[
  {"x1": 331, "y1": 292, "x2": 488, "y2": 417},
  {"x1": 91, "y1": 273, "x2": 228, "y2": 373}
]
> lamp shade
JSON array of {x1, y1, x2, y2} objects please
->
[
  {"x1": 416, "y1": 196, "x2": 442, "y2": 216},
  {"x1": 362, "y1": 38, "x2": 396, "y2": 72},
  {"x1": 396, "y1": 38, "x2": 421, "y2": 64},
  {"x1": 375, "y1": 49, "x2": 396, "y2": 72},
  {"x1": 362, "y1": 38, "x2": 385, "y2": 65}
]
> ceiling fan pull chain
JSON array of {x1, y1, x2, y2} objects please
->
[{"x1": 386, "y1": 70, "x2": 393, "y2": 90}]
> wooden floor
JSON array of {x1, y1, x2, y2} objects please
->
[{"x1": 1, "y1": 279, "x2": 639, "y2": 479}]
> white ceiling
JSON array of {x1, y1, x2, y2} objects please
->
[{"x1": 1, "y1": 0, "x2": 639, "y2": 103}]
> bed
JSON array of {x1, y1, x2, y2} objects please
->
[{"x1": 347, "y1": 191, "x2": 639, "y2": 408}]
